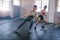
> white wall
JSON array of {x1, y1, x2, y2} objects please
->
[
  {"x1": 0, "y1": 11, "x2": 10, "y2": 17},
  {"x1": 20, "y1": 0, "x2": 35, "y2": 18},
  {"x1": 54, "y1": 12, "x2": 60, "y2": 23},
  {"x1": 48, "y1": 0, "x2": 56, "y2": 23},
  {"x1": 48, "y1": 0, "x2": 60, "y2": 24},
  {"x1": 54, "y1": 0, "x2": 60, "y2": 24}
]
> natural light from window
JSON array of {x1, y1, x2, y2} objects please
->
[
  {"x1": 57, "y1": 0, "x2": 60, "y2": 12},
  {"x1": 35, "y1": 0, "x2": 49, "y2": 12},
  {"x1": 0, "y1": 0, "x2": 9, "y2": 11},
  {"x1": 13, "y1": 0, "x2": 20, "y2": 6}
]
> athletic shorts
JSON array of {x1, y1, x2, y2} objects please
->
[{"x1": 38, "y1": 15, "x2": 44, "y2": 20}]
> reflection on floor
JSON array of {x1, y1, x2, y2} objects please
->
[
  {"x1": 0, "y1": 18, "x2": 23, "y2": 24},
  {"x1": 0, "y1": 18, "x2": 60, "y2": 40},
  {"x1": 0, "y1": 19, "x2": 11, "y2": 24}
]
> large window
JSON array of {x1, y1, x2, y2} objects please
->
[
  {"x1": 13, "y1": 0, "x2": 20, "y2": 6},
  {"x1": 57, "y1": 0, "x2": 60, "y2": 12},
  {"x1": 0, "y1": 0, "x2": 10, "y2": 11},
  {"x1": 35, "y1": 0, "x2": 49, "y2": 12}
]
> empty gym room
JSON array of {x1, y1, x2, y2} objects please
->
[{"x1": 0, "y1": 0, "x2": 60, "y2": 40}]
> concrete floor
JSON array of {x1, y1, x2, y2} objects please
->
[{"x1": 0, "y1": 18, "x2": 60, "y2": 40}]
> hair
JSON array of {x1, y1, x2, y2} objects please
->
[
  {"x1": 33, "y1": 5, "x2": 37, "y2": 8},
  {"x1": 44, "y1": 5, "x2": 47, "y2": 9}
]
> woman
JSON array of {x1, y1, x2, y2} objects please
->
[
  {"x1": 34, "y1": 5, "x2": 47, "y2": 30},
  {"x1": 15, "y1": 5, "x2": 37, "y2": 31}
]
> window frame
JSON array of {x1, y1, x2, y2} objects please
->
[
  {"x1": 57, "y1": 0, "x2": 60, "y2": 12},
  {"x1": 0, "y1": 0, "x2": 10, "y2": 11},
  {"x1": 35, "y1": 0, "x2": 49, "y2": 12}
]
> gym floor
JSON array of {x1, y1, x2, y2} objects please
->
[{"x1": 0, "y1": 18, "x2": 60, "y2": 40}]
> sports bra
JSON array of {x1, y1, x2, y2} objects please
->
[
  {"x1": 31, "y1": 11, "x2": 36, "y2": 16},
  {"x1": 41, "y1": 10, "x2": 46, "y2": 15}
]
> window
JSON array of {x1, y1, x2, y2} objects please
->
[
  {"x1": 35, "y1": 0, "x2": 49, "y2": 12},
  {"x1": 57, "y1": 0, "x2": 60, "y2": 12},
  {"x1": 0, "y1": 0, "x2": 10, "y2": 11},
  {"x1": 35, "y1": 0, "x2": 41, "y2": 12},
  {"x1": 13, "y1": 0, "x2": 20, "y2": 6}
]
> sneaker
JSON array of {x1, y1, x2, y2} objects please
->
[
  {"x1": 41, "y1": 25, "x2": 45, "y2": 28},
  {"x1": 34, "y1": 27, "x2": 36, "y2": 30},
  {"x1": 40, "y1": 28, "x2": 44, "y2": 31},
  {"x1": 13, "y1": 29, "x2": 18, "y2": 33},
  {"x1": 28, "y1": 30, "x2": 31, "y2": 34}
]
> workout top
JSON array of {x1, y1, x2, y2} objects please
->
[
  {"x1": 30, "y1": 10, "x2": 38, "y2": 19},
  {"x1": 26, "y1": 12, "x2": 36, "y2": 21},
  {"x1": 30, "y1": 10, "x2": 37, "y2": 21},
  {"x1": 30, "y1": 11, "x2": 36, "y2": 16},
  {"x1": 41, "y1": 10, "x2": 46, "y2": 15}
]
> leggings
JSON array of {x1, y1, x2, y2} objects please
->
[{"x1": 17, "y1": 15, "x2": 34, "y2": 30}]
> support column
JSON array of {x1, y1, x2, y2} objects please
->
[
  {"x1": 48, "y1": 0, "x2": 56, "y2": 23},
  {"x1": 10, "y1": 0, "x2": 13, "y2": 18}
]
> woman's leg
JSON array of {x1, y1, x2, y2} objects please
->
[
  {"x1": 29, "y1": 21, "x2": 34, "y2": 30},
  {"x1": 34, "y1": 17, "x2": 40, "y2": 30},
  {"x1": 16, "y1": 20, "x2": 28, "y2": 31},
  {"x1": 44, "y1": 17, "x2": 47, "y2": 23},
  {"x1": 41, "y1": 17, "x2": 47, "y2": 30}
]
